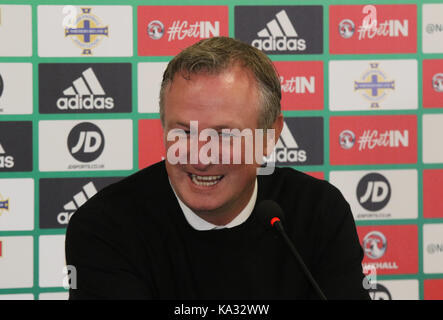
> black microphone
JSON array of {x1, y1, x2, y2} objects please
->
[{"x1": 256, "y1": 200, "x2": 327, "y2": 300}]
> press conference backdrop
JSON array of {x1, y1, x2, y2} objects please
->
[{"x1": 0, "y1": 0, "x2": 442, "y2": 300}]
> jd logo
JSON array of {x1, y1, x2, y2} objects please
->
[
  {"x1": 0, "y1": 73, "x2": 4, "y2": 98},
  {"x1": 369, "y1": 283, "x2": 392, "y2": 300},
  {"x1": 67, "y1": 122, "x2": 104, "y2": 162},
  {"x1": 357, "y1": 173, "x2": 391, "y2": 211}
]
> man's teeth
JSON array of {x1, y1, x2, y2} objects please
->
[{"x1": 191, "y1": 174, "x2": 223, "y2": 186}]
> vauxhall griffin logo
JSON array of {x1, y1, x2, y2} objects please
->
[
  {"x1": 57, "y1": 67, "x2": 114, "y2": 111},
  {"x1": 433, "y1": 73, "x2": 443, "y2": 92},
  {"x1": 363, "y1": 231, "x2": 387, "y2": 260},
  {"x1": 67, "y1": 122, "x2": 104, "y2": 162},
  {"x1": 339, "y1": 19, "x2": 355, "y2": 39},
  {"x1": 147, "y1": 20, "x2": 164, "y2": 39},
  {"x1": 252, "y1": 10, "x2": 306, "y2": 52},
  {"x1": 339, "y1": 130, "x2": 356, "y2": 149}
]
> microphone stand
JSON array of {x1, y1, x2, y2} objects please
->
[{"x1": 273, "y1": 221, "x2": 327, "y2": 301}]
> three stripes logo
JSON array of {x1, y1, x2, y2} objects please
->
[
  {"x1": 56, "y1": 67, "x2": 114, "y2": 111},
  {"x1": 266, "y1": 117, "x2": 323, "y2": 166},
  {"x1": 39, "y1": 63, "x2": 132, "y2": 114},
  {"x1": 57, "y1": 181, "x2": 98, "y2": 225},
  {"x1": 235, "y1": 6, "x2": 323, "y2": 54},
  {"x1": 39, "y1": 177, "x2": 121, "y2": 228},
  {"x1": 266, "y1": 121, "x2": 307, "y2": 164},
  {"x1": 252, "y1": 10, "x2": 306, "y2": 52}
]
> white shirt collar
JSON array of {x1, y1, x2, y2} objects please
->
[{"x1": 170, "y1": 179, "x2": 258, "y2": 231}]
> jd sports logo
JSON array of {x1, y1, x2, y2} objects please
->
[
  {"x1": 357, "y1": 173, "x2": 391, "y2": 211},
  {"x1": 235, "y1": 6, "x2": 323, "y2": 54},
  {"x1": 0, "y1": 73, "x2": 3, "y2": 98},
  {"x1": 267, "y1": 117, "x2": 323, "y2": 166},
  {"x1": 57, "y1": 67, "x2": 114, "y2": 111},
  {"x1": 39, "y1": 177, "x2": 121, "y2": 228},
  {"x1": 67, "y1": 122, "x2": 104, "y2": 163},
  {"x1": 39, "y1": 63, "x2": 131, "y2": 114},
  {"x1": 369, "y1": 283, "x2": 392, "y2": 300}
]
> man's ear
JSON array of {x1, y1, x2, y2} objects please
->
[
  {"x1": 273, "y1": 113, "x2": 284, "y2": 143},
  {"x1": 263, "y1": 113, "x2": 283, "y2": 157},
  {"x1": 162, "y1": 125, "x2": 166, "y2": 147}
]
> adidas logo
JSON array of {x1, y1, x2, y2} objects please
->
[
  {"x1": 0, "y1": 142, "x2": 14, "y2": 169},
  {"x1": 252, "y1": 10, "x2": 306, "y2": 52},
  {"x1": 57, "y1": 182, "x2": 97, "y2": 224},
  {"x1": 266, "y1": 122, "x2": 306, "y2": 163},
  {"x1": 56, "y1": 67, "x2": 114, "y2": 111}
]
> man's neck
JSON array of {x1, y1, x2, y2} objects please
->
[{"x1": 171, "y1": 179, "x2": 258, "y2": 230}]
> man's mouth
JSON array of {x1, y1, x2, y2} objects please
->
[{"x1": 189, "y1": 173, "x2": 224, "y2": 187}]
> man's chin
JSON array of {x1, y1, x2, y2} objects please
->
[{"x1": 182, "y1": 197, "x2": 224, "y2": 214}]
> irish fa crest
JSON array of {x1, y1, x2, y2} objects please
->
[
  {"x1": 64, "y1": 8, "x2": 109, "y2": 55},
  {"x1": 354, "y1": 63, "x2": 395, "y2": 108},
  {"x1": 0, "y1": 194, "x2": 9, "y2": 216}
]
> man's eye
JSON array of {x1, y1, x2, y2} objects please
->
[
  {"x1": 168, "y1": 129, "x2": 188, "y2": 138},
  {"x1": 220, "y1": 130, "x2": 240, "y2": 138},
  {"x1": 219, "y1": 132, "x2": 233, "y2": 137}
]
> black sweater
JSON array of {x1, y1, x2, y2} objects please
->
[{"x1": 65, "y1": 161, "x2": 370, "y2": 300}]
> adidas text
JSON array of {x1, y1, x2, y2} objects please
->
[
  {"x1": 0, "y1": 155, "x2": 14, "y2": 168},
  {"x1": 267, "y1": 148, "x2": 307, "y2": 163},
  {"x1": 57, "y1": 211, "x2": 75, "y2": 224},
  {"x1": 252, "y1": 37, "x2": 306, "y2": 51},
  {"x1": 56, "y1": 95, "x2": 114, "y2": 110}
]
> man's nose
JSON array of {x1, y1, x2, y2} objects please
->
[{"x1": 188, "y1": 136, "x2": 218, "y2": 169}]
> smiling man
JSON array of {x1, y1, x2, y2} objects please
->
[
  {"x1": 66, "y1": 37, "x2": 370, "y2": 300},
  {"x1": 162, "y1": 58, "x2": 276, "y2": 226}
]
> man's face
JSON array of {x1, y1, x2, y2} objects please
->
[{"x1": 163, "y1": 64, "x2": 264, "y2": 225}]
